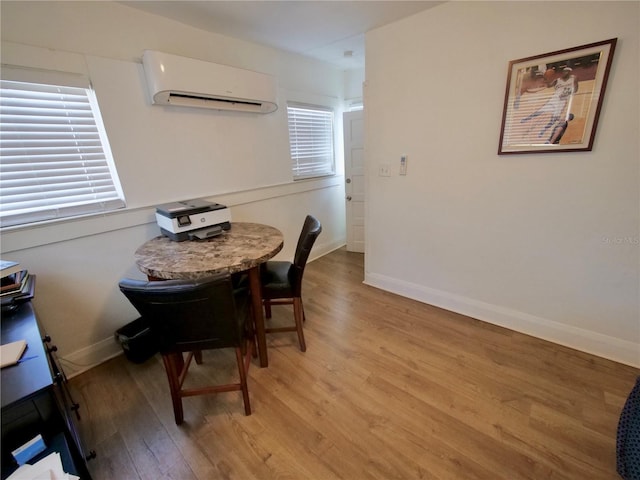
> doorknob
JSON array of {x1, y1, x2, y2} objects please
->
[
  {"x1": 346, "y1": 196, "x2": 352, "y2": 201},
  {"x1": 346, "y1": 178, "x2": 351, "y2": 183}
]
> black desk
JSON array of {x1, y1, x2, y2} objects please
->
[
  {"x1": 1, "y1": 301, "x2": 92, "y2": 479},
  {"x1": 1, "y1": 301, "x2": 51, "y2": 409}
]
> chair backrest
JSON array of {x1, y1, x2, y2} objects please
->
[
  {"x1": 118, "y1": 274, "x2": 249, "y2": 354},
  {"x1": 290, "y1": 215, "x2": 322, "y2": 294}
]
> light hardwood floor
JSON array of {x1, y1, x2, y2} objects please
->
[{"x1": 71, "y1": 248, "x2": 638, "y2": 479}]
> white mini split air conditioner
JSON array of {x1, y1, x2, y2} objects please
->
[{"x1": 142, "y1": 50, "x2": 278, "y2": 114}]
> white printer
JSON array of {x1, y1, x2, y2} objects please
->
[{"x1": 155, "y1": 198, "x2": 231, "y2": 241}]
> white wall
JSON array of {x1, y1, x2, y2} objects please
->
[
  {"x1": 364, "y1": 1, "x2": 639, "y2": 366},
  {"x1": 345, "y1": 68, "x2": 365, "y2": 105},
  {"x1": 0, "y1": 1, "x2": 347, "y2": 375}
]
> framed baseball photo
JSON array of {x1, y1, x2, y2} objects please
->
[{"x1": 498, "y1": 38, "x2": 616, "y2": 155}]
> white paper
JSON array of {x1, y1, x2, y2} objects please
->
[{"x1": 6, "y1": 452, "x2": 74, "y2": 480}]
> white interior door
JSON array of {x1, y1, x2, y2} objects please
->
[{"x1": 343, "y1": 110, "x2": 365, "y2": 253}]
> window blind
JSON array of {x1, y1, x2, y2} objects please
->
[
  {"x1": 0, "y1": 80, "x2": 125, "y2": 228},
  {"x1": 287, "y1": 103, "x2": 335, "y2": 180}
]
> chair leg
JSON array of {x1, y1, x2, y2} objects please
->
[
  {"x1": 235, "y1": 347, "x2": 251, "y2": 415},
  {"x1": 251, "y1": 333, "x2": 258, "y2": 359},
  {"x1": 246, "y1": 302, "x2": 258, "y2": 358},
  {"x1": 264, "y1": 299, "x2": 272, "y2": 319},
  {"x1": 293, "y1": 297, "x2": 306, "y2": 352},
  {"x1": 162, "y1": 353, "x2": 185, "y2": 425}
]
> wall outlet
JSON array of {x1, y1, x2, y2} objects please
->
[
  {"x1": 379, "y1": 164, "x2": 391, "y2": 177},
  {"x1": 400, "y1": 155, "x2": 408, "y2": 175}
]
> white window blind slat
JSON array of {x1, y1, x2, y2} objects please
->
[
  {"x1": 2, "y1": 152, "x2": 105, "y2": 162},
  {"x1": 2, "y1": 172, "x2": 116, "y2": 194},
  {"x1": 287, "y1": 103, "x2": 335, "y2": 180},
  {"x1": 0, "y1": 79, "x2": 125, "y2": 227}
]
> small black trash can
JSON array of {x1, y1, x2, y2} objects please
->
[{"x1": 115, "y1": 317, "x2": 158, "y2": 364}]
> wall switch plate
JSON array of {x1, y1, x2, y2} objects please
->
[
  {"x1": 400, "y1": 155, "x2": 408, "y2": 175},
  {"x1": 379, "y1": 164, "x2": 391, "y2": 177}
]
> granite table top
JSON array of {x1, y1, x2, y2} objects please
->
[{"x1": 134, "y1": 222, "x2": 284, "y2": 280}]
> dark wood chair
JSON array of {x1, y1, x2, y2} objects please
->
[
  {"x1": 260, "y1": 215, "x2": 322, "y2": 352},
  {"x1": 118, "y1": 274, "x2": 253, "y2": 425}
]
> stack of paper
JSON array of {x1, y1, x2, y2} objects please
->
[
  {"x1": 0, "y1": 340, "x2": 28, "y2": 368},
  {"x1": 1, "y1": 270, "x2": 30, "y2": 297},
  {"x1": 0, "y1": 260, "x2": 35, "y2": 309},
  {"x1": 6, "y1": 452, "x2": 80, "y2": 480},
  {"x1": 1, "y1": 260, "x2": 22, "y2": 278}
]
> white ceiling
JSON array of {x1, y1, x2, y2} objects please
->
[{"x1": 121, "y1": 1, "x2": 443, "y2": 70}]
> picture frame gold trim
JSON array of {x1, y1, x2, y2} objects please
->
[{"x1": 498, "y1": 38, "x2": 617, "y2": 155}]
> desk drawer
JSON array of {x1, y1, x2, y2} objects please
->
[{"x1": 1, "y1": 389, "x2": 63, "y2": 475}]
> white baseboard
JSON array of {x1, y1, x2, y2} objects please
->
[
  {"x1": 314, "y1": 239, "x2": 348, "y2": 260},
  {"x1": 364, "y1": 271, "x2": 640, "y2": 369},
  {"x1": 60, "y1": 266, "x2": 637, "y2": 376},
  {"x1": 58, "y1": 336, "x2": 123, "y2": 379}
]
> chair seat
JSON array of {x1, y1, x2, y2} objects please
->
[{"x1": 618, "y1": 377, "x2": 640, "y2": 479}]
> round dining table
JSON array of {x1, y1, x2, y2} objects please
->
[{"x1": 134, "y1": 222, "x2": 284, "y2": 367}]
